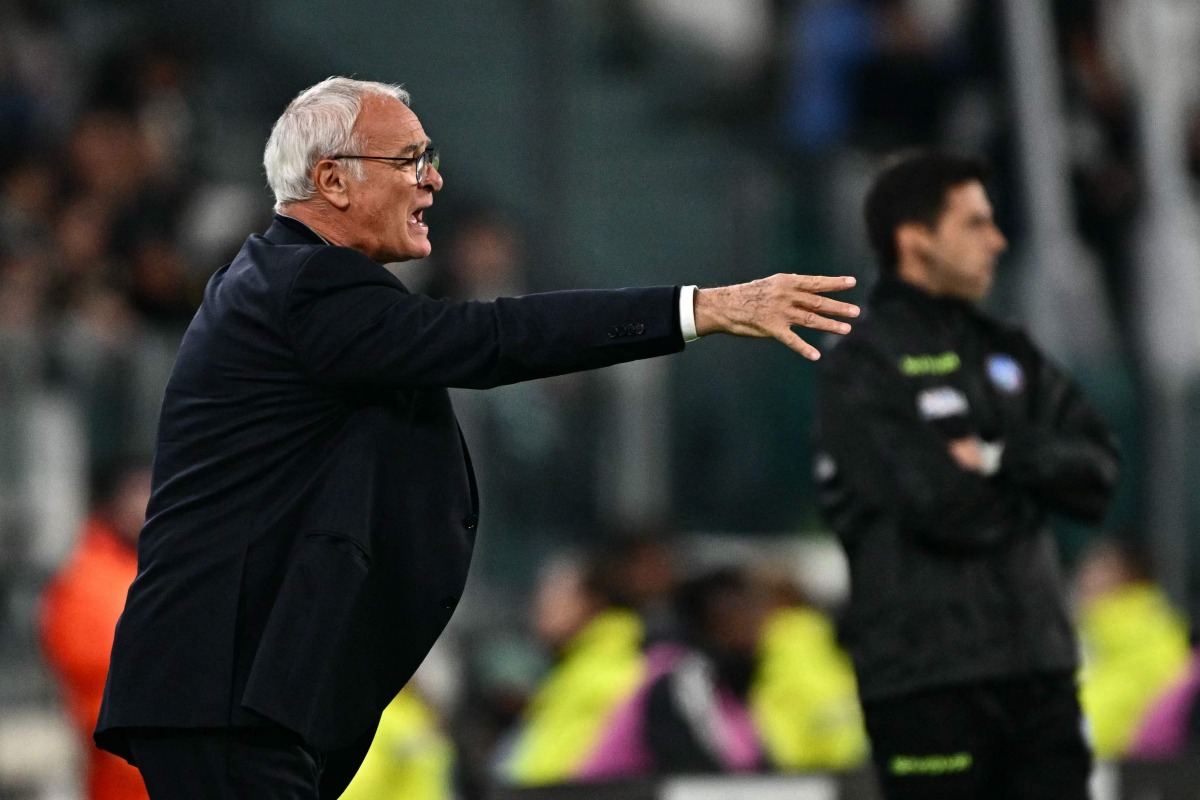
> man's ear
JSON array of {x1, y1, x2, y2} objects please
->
[
  {"x1": 312, "y1": 159, "x2": 351, "y2": 210},
  {"x1": 895, "y1": 222, "x2": 934, "y2": 266}
]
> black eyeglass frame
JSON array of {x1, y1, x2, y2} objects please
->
[{"x1": 330, "y1": 147, "x2": 440, "y2": 184}]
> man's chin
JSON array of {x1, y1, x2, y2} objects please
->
[
  {"x1": 968, "y1": 282, "x2": 992, "y2": 303},
  {"x1": 381, "y1": 243, "x2": 432, "y2": 263}
]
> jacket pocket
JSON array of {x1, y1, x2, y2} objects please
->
[{"x1": 240, "y1": 530, "x2": 372, "y2": 749}]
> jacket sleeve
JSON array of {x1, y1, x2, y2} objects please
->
[
  {"x1": 283, "y1": 247, "x2": 683, "y2": 389},
  {"x1": 815, "y1": 339, "x2": 1025, "y2": 551},
  {"x1": 995, "y1": 344, "x2": 1120, "y2": 523}
]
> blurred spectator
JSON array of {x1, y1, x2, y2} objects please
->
[
  {"x1": 601, "y1": 533, "x2": 680, "y2": 643},
  {"x1": 780, "y1": 0, "x2": 972, "y2": 156},
  {"x1": 122, "y1": 236, "x2": 200, "y2": 326},
  {"x1": 436, "y1": 205, "x2": 608, "y2": 547},
  {"x1": 0, "y1": 0, "x2": 76, "y2": 147},
  {"x1": 339, "y1": 686, "x2": 455, "y2": 800},
  {"x1": 63, "y1": 109, "x2": 148, "y2": 207},
  {"x1": 503, "y1": 556, "x2": 645, "y2": 785},
  {"x1": 0, "y1": 25, "x2": 227, "y2": 480},
  {"x1": 0, "y1": 156, "x2": 58, "y2": 257},
  {"x1": 38, "y1": 461, "x2": 150, "y2": 800},
  {"x1": 87, "y1": 32, "x2": 197, "y2": 186},
  {"x1": 1076, "y1": 537, "x2": 1190, "y2": 759},
  {"x1": 453, "y1": 634, "x2": 546, "y2": 798},
  {"x1": 0, "y1": 250, "x2": 50, "y2": 335},
  {"x1": 750, "y1": 575, "x2": 868, "y2": 771},
  {"x1": 580, "y1": 567, "x2": 769, "y2": 778},
  {"x1": 1055, "y1": 0, "x2": 1141, "y2": 330},
  {"x1": 780, "y1": 0, "x2": 877, "y2": 156},
  {"x1": 853, "y1": 0, "x2": 960, "y2": 150},
  {"x1": 427, "y1": 204, "x2": 527, "y2": 302}
]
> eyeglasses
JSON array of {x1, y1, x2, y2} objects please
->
[{"x1": 330, "y1": 147, "x2": 441, "y2": 184}]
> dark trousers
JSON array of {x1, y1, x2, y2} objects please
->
[
  {"x1": 861, "y1": 673, "x2": 1092, "y2": 800},
  {"x1": 125, "y1": 726, "x2": 374, "y2": 800}
]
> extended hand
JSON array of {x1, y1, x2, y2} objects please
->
[{"x1": 693, "y1": 274, "x2": 860, "y2": 360}]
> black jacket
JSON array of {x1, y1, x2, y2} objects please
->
[
  {"x1": 96, "y1": 216, "x2": 684, "y2": 759},
  {"x1": 815, "y1": 279, "x2": 1119, "y2": 702}
]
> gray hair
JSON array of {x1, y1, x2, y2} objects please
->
[{"x1": 264, "y1": 77, "x2": 411, "y2": 210}]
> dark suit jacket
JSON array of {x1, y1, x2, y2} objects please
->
[{"x1": 96, "y1": 216, "x2": 683, "y2": 759}]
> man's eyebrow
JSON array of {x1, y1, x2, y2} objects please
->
[{"x1": 398, "y1": 139, "x2": 432, "y2": 156}]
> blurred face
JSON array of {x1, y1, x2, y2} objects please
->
[
  {"x1": 1075, "y1": 543, "x2": 1134, "y2": 607},
  {"x1": 911, "y1": 181, "x2": 1008, "y2": 302},
  {"x1": 707, "y1": 588, "x2": 770, "y2": 657},
  {"x1": 619, "y1": 542, "x2": 676, "y2": 608},
  {"x1": 531, "y1": 564, "x2": 599, "y2": 652},
  {"x1": 109, "y1": 468, "x2": 152, "y2": 546},
  {"x1": 450, "y1": 221, "x2": 523, "y2": 295},
  {"x1": 338, "y1": 94, "x2": 444, "y2": 262}
]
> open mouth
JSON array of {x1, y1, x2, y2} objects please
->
[{"x1": 408, "y1": 208, "x2": 427, "y2": 229}]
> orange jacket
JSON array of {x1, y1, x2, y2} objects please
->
[{"x1": 40, "y1": 518, "x2": 147, "y2": 800}]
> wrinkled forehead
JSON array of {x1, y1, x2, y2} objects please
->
[{"x1": 353, "y1": 93, "x2": 430, "y2": 155}]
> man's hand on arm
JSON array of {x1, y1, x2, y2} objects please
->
[
  {"x1": 692, "y1": 274, "x2": 860, "y2": 360},
  {"x1": 818, "y1": 354, "x2": 1021, "y2": 551},
  {"x1": 948, "y1": 437, "x2": 1005, "y2": 476}
]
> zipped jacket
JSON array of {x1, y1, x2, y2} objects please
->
[{"x1": 815, "y1": 279, "x2": 1120, "y2": 701}]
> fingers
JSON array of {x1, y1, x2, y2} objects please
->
[
  {"x1": 776, "y1": 274, "x2": 859, "y2": 320},
  {"x1": 777, "y1": 328, "x2": 822, "y2": 361},
  {"x1": 792, "y1": 309, "x2": 852, "y2": 335},
  {"x1": 796, "y1": 293, "x2": 860, "y2": 320},
  {"x1": 790, "y1": 274, "x2": 858, "y2": 294}
]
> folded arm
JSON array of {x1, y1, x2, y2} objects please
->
[{"x1": 816, "y1": 342, "x2": 1023, "y2": 551}]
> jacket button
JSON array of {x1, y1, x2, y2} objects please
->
[
  {"x1": 463, "y1": 514, "x2": 478, "y2": 530},
  {"x1": 634, "y1": 323, "x2": 645, "y2": 334},
  {"x1": 608, "y1": 326, "x2": 620, "y2": 338}
]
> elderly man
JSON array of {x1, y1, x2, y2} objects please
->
[{"x1": 95, "y1": 77, "x2": 858, "y2": 798}]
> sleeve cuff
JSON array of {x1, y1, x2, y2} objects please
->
[
  {"x1": 979, "y1": 441, "x2": 1005, "y2": 477},
  {"x1": 679, "y1": 285, "x2": 698, "y2": 343}
]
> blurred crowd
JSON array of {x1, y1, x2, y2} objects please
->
[
  {"x1": 769, "y1": 0, "x2": 1200, "y2": 332},
  {"x1": 0, "y1": 2, "x2": 266, "y2": 472},
  {"x1": 624, "y1": 0, "x2": 1200, "y2": 330},
  {"x1": 4, "y1": 0, "x2": 1200, "y2": 798}
]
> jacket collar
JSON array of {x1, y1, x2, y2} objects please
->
[
  {"x1": 264, "y1": 214, "x2": 330, "y2": 246},
  {"x1": 871, "y1": 276, "x2": 974, "y2": 318}
]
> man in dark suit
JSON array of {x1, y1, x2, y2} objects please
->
[{"x1": 95, "y1": 77, "x2": 859, "y2": 798}]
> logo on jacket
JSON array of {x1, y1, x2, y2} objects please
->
[
  {"x1": 917, "y1": 386, "x2": 969, "y2": 421},
  {"x1": 986, "y1": 353, "x2": 1024, "y2": 394},
  {"x1": 814, "y1": 452, "x2": 838, "y2": 483},
  {"x1": 899, "y1": 351, "x2": 961, "y2": 377}
]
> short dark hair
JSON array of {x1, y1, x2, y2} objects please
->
[
  {"x1": 673, "y1": 566, "x2": 753, "y2": 643},
  {"x1": 863, "y1": 149, "x2": 992, "y2": 274}
]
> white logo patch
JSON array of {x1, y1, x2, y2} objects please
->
[
  {"x1": 814, "y1": 452, "x2": 837, "y2": 483},
  {"x1": 917, "y1": 386, "x2": 970, "y2": 421},
  {"x1": 986, "y1": 353, "x2": 1025, "y2": 394}
]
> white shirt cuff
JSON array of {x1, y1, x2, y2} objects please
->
[
  {"x1": 680, "y1": 285, "x2": 698, "y2": 343},
  {"x1": 978, "y1": 441, "x2": 1005, "y2": 477}
]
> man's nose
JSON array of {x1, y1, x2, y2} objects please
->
[
  {"x1": 993, "y1": 227, "x2": 1008, "y2": 253},
  {"x1": 421, "y1": 164, "x2": 443, "y2": 192}
]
